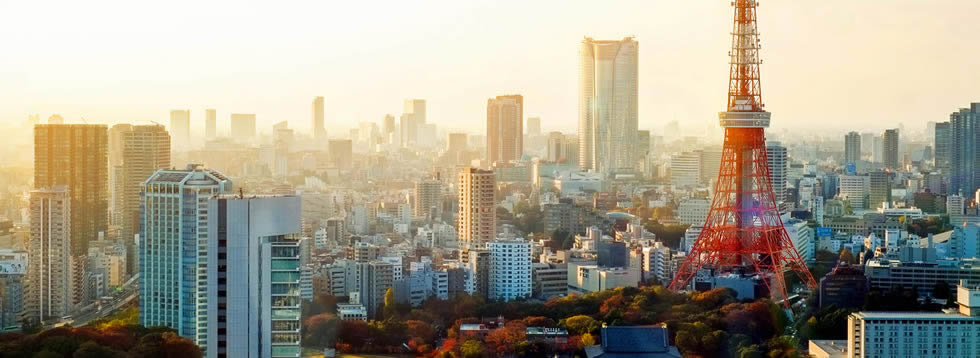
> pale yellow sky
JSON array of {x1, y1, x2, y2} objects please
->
[{"x1": 1, "y1": 0, "x2": 978, "y2": 136}]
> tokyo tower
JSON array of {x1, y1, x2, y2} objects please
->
[{"x1": 667, "y1": 0, "x2": 816, "y2": 300}]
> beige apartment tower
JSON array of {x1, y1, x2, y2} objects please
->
[
  {"x1": 457, "y1": 168, "x2": 496, "y2": 249},
  {"x1": 34, "y1": 124, "x2": 108, "y2": 255},
  {"x1": 25, "y1": 186, "x2": 74, "y2": 323},
  {"x1": 487, "y1": 95, "x2": 524, "y2": 165}
]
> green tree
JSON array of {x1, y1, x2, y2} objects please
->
[
  {"x1": 460, "y1": 340, "x2": 484, "y2": 358},
  {"x1": 73, "y1": 341, "x2": 124, "y2": 358},
  {"x1": 562, "y1": 315, "x2": 600, "y2": 335}
]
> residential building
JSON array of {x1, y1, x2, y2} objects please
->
[
  {"x1": 414, "y1": 179, "x2": 442, "y2": 218},
  {"x1": 882, "y1": 128, "x2": 899, "y2": 170},
  {"x1": 457, "y1": 168, "x2": 495, "y2": 249},
  {"x1": 0, "y1": 249, "x2": 26, "y2": 329},
  {"x1": 488, "y1": 239, "x2": 532, "y2": 301},
  {"x1": 845, "y1": 131, "x2": 861, "y2": 165},
  {"x1": 357, "y1": 261, "x2": 394, "y2": 318},
  {"x1": 949, "y1": 104, "x2": 980, "y2": 199},
  {"x1": 170, "y1": 110, "x2": 190, "y2": 150},
  {"x1": 839, "y1": 175, "x2": 871, "y2": 210},
  {"x1": 140, "y1": 165, "x2": 232, "y2": 344},
  {"x1": 205, "y1": 109, "x2": 217, "y2": 139},
  {"x1": 677, "y1": 199, "x2": 710, "y2": 226},
  {"x1": 669, "y1": 152, "x2": 700, "y2": 188},
  {"x1": 934, "y1": 121, "x2": 950, "y2": 172},
  {"x1": 868, "y1": 171, "x2": 891, "y2": 210},
  {"x1": 767, "y1": 141, "x2": 787, "y2": 203},
  {"x1": 313, "y1": 96, "x2": 325, "y2": 139},
  {"x1": 34, "y1": 124, "x2": 108, "y2": 255},
  {"x1": 486, "y1": 94, "x2": 524, "y2": 165},
  {"x1": 118, "y1": 124, "x2": 171, "y2": 274},
  {"x1": 578, "y1": 37, "x2": 638, "y2": 174},
  {"x1": 25, "y1": 187, "x2": 74, "y2": 323},
  {"x1": 206, "y1": 195, "x2": 302, "y2": 358}
]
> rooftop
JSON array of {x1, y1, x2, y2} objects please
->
[{"x1": 852, "y1": 311, "x2": 979, "y2": 320}]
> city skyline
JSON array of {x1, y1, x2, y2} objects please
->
[{"x1": 2, "y1": 1, "x2": 979, "y2": 135}]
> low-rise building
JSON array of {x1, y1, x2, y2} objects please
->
[{"x1": 846, "y1": 281, "x2": 980, "y2": 358}]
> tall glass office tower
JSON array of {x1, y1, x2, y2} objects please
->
[
  {"x1": 578, "y1": 37, "x2": 638, "y2": 175},
  {"x1": 140, "y1": 164, "x2": 232, "y2": 346}
]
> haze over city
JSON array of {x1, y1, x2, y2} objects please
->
[
  {"x1": 2, "y1": 0, "x2": 979, "y2": 135},
  {"x1": 2, "y1": 1, "x2": 980, "y2": 357}
]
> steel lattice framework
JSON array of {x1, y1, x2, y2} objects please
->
[{"x1": 667, "y1": 0, "x2": 816, "y2": 302}]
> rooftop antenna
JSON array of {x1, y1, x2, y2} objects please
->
[{"x1": 239, "y1": 187, "x2": 244, "y2": 199}]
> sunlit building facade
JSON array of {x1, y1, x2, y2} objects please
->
[{"x1": 578, "y1": 37, "x2": 638, "y2": 175}]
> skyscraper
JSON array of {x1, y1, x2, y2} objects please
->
[
  {"x1": 415, "y1": 179, "x2": 442, "y2": 218},
  {"x1": 382, "y1": 114, "x2": 396, "y2": 143},
  {"x1": 230, "y1": 113, "x2": 257, "y2": 141},
  {"x1": 949, "y1": 104, "x2": 980, "y2": 199},
  {"x1": 206, "y1": 195, "x2": 302, "y2": 358},
  {"x1": 169, "y1": 110, "x2": 190, "y2": 150},
  {"x1": 488, "y1": 239, "x2": 532, "y2": 301},
  {"x1": 934, "y1": 121, "x2": 951, "y2": 172},
  {"x1": 578, "y1": 37, "x2": 638, "y2": 174},
  {"x1": 34, "y1": 124, "x2": 108, "y2": 255},
  {"x1": 546, "y1": 132, "x2": 566, "y2": 162},
  {"x1": 526, "y1": 117, "x2": 541, "y2": 136},
  {"x1": 205, "y1": 109, "x2": 217, "y2": 139},
  {"x1": 883, "y1": 128, "x2": 899, "y2": 170},
  {"x1": 844, "y1": 131, "x2": 861, "y2": 165},
  {"x1": 25, "y1": 186, "x2": 74, "y2": 323},
  {"x1": 457, "y1": 168, "x2": 496, "y2": 249},
  {"x1": 869, "y1": 171, "x2": 892, "y2": 209},
  {"x1": 118, "y1": 125, "x2": 171, "y2": 274},
  {"x1": 486, "y1": 94, "x2": 524, "y2": 165},
  {"x1": 399, "y1": 113, "x2": 417, "y2": 148},
  {"x1": 767, "y1": 141, "x2": 787, "y2": 203},
  {"x1": 357, "y1": 261, "x2": 394, "y2": 318},
  {"x1": 404, "y1": 99, "x2": 426, "y2": 126},
  {"x1": 313, "y1": 96, "x2": 325, "y2": 139},
  {"x1": 328, "y1": 139, "x2": 353, "y2": 169},
  {"x1": 140, "y1": 165, "x2": 232, "y2": 345}
]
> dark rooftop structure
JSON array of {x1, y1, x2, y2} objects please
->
[{"x1": 585, "y1": 325, "x2": 681, "y2": 358}]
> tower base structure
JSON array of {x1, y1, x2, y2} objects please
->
[{"x1": 668, "y1": 127, "x2": 816, "y2": 302}]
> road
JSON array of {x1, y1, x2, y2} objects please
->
[{"x1": 44, "y1": 273, "x2": 140, "y2": 329}]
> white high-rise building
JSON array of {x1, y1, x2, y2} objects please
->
[
  {"x1": 206, "y1": 195, "x2": 302, "y2": 358},
  {"x1": 578, "y1": 37, "x2": 638, "y2": 175},
  {"x1": 140, "y1": 165, "x2": 232, "y2": 345},
  {"x1": 839, "y1": 175, "x2": 871, "y2": 210},
  {"x1": 169, "y1": 110, "x2": 190, "y2": 150},
  {"x1": 670, "y1": 152, "x2": 701, "y2": 188},
  {"x1": 766, "y1": 141, "x2": 787, "y2": 203},
  {"x1": 25, "y1": 186, "x2": 74, "y2": 323},
  {"x1": 487, "y1": 239, "x2": 532, "y2": 301},
  {"x1": 677, "y1": 199, "x2": 710, "y2": 226},
  {"x1": 457, "y1": 168, "x2": 496, "y2": 249}
]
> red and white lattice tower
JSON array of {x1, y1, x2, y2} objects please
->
[{"x1": 667, "y1": 0, "x2": 816, "y2": 300}]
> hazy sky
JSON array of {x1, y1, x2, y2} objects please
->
[{"x1": 1, "y1": 0, "x2": 978, "y2": 137}]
